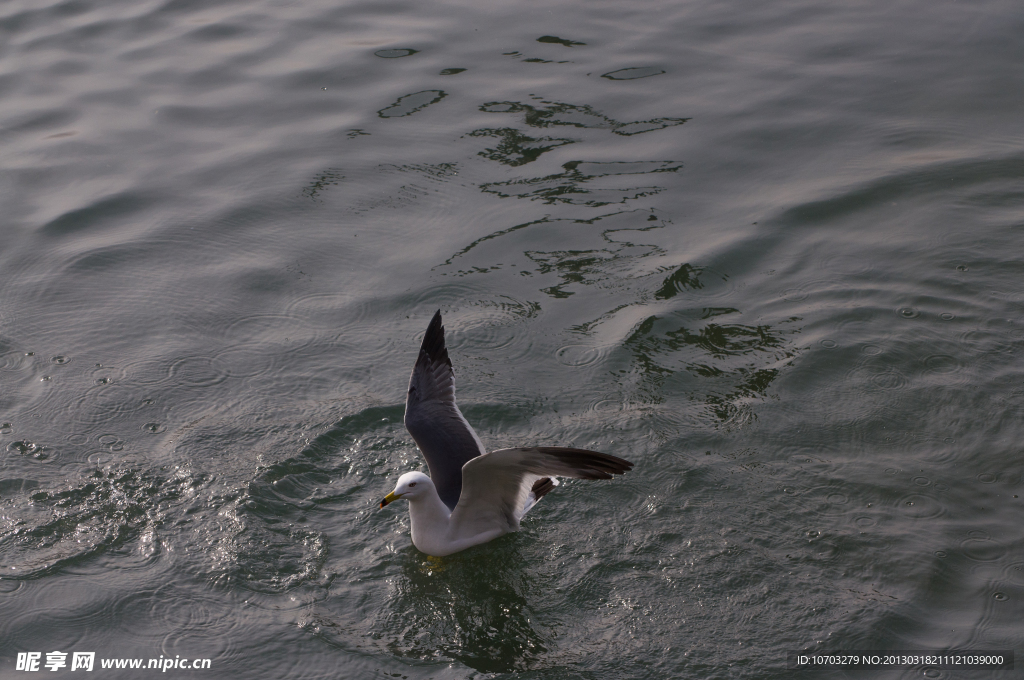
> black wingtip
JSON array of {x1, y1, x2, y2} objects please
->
[
  {"x1": 424, "y1": 310, "x2": 443, "y2": 341},
  {"x1": 419, "y1": 310, "x2": 451, "y2": 366},
  {"x1": 536, "y1": 447, "x2": 634, "y2": 479}
]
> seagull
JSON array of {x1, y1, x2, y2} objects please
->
[{"x1": 379, "y1": 310, "x2": 633, "y2": 556}]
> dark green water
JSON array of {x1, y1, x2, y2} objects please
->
[{"x1": 1, "y1": 0, "x2": 1022, "y2": 677}]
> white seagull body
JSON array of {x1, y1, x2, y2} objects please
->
[{"x1": 379, "y1": 310, "x2": 633, "y2": 556}]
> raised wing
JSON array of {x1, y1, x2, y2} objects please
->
[
  {"x1": 404, "y1": 310, "x2": 486, "y2": 511},
  {"x1": 450, "y1": 447, "x2": 633, "y2": 540}
]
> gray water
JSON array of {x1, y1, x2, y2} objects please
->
[{"x1": 1, "y1": 0, "x2": 1022, "y2": 677}]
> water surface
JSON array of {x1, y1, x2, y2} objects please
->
[{"x1": 1, "y1": 0, "x2": 1022, "y2": 677}]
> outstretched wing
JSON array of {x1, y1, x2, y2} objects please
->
[
  {"x1": 450, "y1": 447, "x2": 633, "y2": 539},
  {"x1": 404, "y1": 310, "x2": 486, "y2": 511}
]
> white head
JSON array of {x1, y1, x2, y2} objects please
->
[{"x1": 379, "y1": 471, "x2": 433, "y2": 508}]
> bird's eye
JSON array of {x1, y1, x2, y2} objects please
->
[{"x1": 409, "y1": 482, "x2": 417, "y2": 487}]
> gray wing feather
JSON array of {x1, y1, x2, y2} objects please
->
[
  {"x1": 450, "y1": 447, "x2": 633, "y2": 538},
  {"x1": 404, "y1": 310, "x2": 486, "y2": 511}
]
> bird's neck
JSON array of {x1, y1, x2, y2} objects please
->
[{"x1": 407, "y1": 489, "x2": 452, "y2": 550}]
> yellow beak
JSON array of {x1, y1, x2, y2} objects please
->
[{"x1": 379, "y1": 491, "x2": 402, "y2": 508}]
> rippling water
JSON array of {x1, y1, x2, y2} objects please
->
[{"x1": 1, "y1": 0, "x2": 1023, "y2": 677}]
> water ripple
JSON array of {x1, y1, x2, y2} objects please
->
[{"x1": 896, "y1": 494, "x2": 944, "y2": 519}]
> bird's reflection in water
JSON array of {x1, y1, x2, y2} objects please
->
[{"x1": 383, "y1": 539, "x2": 552, "y2": 673}]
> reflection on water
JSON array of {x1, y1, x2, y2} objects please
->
[
  {"x1": 439, "y1": 211, "x2": 663, "y2": 284},
  {"x1": 467, "y1": 128, "x2": 574, "y2": 167},
  {"x1": 479, "y1": 98, "x2": 688, "y2": 136},
  {"x1": 374, "y1": 48, "x2": 419, "y2": 59},
  {"x1": 481, "y1": 160, "x2": 681, "y2": 206},
  {"x1": 602, "y1": 67, "x2": 666, "y2": 80},
  {"x1": 301, "y1": 169, "x2": 343, "y2": 202},
  {"x1": 501, "y1": 51, "x2": 571, "y2": 65},
  {"x1": 377, "y1": 90, "x2": 448, "y2": 118},
  {"x1": 624, "y1": 312, "x2": 797, "y2": 426},
  {"x1": 433, "y1": 199, "x2": 799, "y2": 429},
  {"x1": 536, "y1": 35, "x2": 586, "y2": 47},
  {"x1": 655, "y1": 263, "x2": 705, "y2": 298}
]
